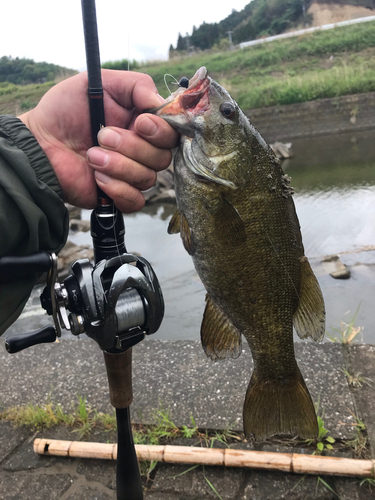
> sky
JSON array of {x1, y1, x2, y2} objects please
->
[{"x1": 1, "y1": 0, "x2": 250, "y2": 71}]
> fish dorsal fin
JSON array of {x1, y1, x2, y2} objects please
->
[
  {"x1": 168, "y1": 209, "x2": 195, "y2": 255},
  {"x1": 201, "y1": 294, "x2": 242, "y2": 361},
  {"x1": 293, "y1": 257, "x2": 326, "y2": 342},
  {"x1": 167, "y1": 210, "x2": 181, "y2": 234}
]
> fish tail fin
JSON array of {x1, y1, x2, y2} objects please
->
[{"x1": 243, "y1": 367, "x2": 318, "y2": 440}]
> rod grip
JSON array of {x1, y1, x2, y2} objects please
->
[{"x1": 103, "y1": 349, "x2": 133, "y2": 408}]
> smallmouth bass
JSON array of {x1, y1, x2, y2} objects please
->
[{"x1": 149, "y1": 67, "x2": 325, "y2": 440}]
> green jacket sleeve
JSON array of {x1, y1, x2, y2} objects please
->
[{"x1": 0, "y1": 115, "x2": 69, "y2": 335}]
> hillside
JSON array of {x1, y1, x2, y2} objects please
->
[
  {"x1": 0, "y1": 56, "x2": 76, "y2": 85},
  {"x1": 141, "y1": 19, "x2": 375, "y2": 109},
  {"x1": 0, "y1": 56, "x2": 76, "y2": 115},
  {"x1": 1, "y1": 17, "x2": 375, "y2": 115},
  {"x1": 171, "y1": 0, "x2": 375, "y2": 55}
]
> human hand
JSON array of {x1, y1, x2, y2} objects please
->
[{"x1": 19, "y1": 70, "x2": 178, "y2": 213}]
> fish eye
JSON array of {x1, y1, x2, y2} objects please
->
[
  {"x1": 220, "y1": 102, "x2": 236, "y2": 119},
  {"x1": 179, "y1": 77, "x2": 189, "y2": 88}
]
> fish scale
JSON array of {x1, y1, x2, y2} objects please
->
[{"x1": 149, "y1": 67, "x2": 325, "y2": 440}]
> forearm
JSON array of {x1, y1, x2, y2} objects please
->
[{"x1": 0, "y1": 115, "x2": 69, "y2": 334}]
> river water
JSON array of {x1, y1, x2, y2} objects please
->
[{"x1": 8, "y1": 129, "x2": 375, "y2": 344}]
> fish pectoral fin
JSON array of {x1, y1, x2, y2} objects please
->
[
  {"x1": 208, "y1": 195, "x2": 246, "y2": 245},
  {"x1": 293, "y1": 257, "x2": 326, "y2": 342},
  {"x1": 180, "y1": 213, "x2": 195, "y2": 256},
  {"x1": 201, "y1": 294, "x2": 242, "y2": 361},
  {"x1": 168, "y1": 209, "x2": 195, "y2": 255},
  {"x1": 167, "y1": 210, "x2": 181, "y2": 234}
]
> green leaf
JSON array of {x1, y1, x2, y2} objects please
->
[
  {"x1": 317, "y1": 442, "x2": 324, "y2": 451},
  {"x1": 326, "y1": 436, "x2": 335, "y2": 443},
  {"x1": 325, "y1": 444, "x2": 333, "y2": 450}
]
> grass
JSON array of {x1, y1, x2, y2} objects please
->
[
  {"x1": 0, "y1": 396, "x2": 237, "y2": 448},
  {"x1": 327, "y1": 306, "x2": 363, "y2": 344},
  {"x1": 139, "y1": 20, "x2": 375, "y2": 108},
  {"x1": 344, "y1": 410, "x2": 368, "y2": 458},
  {"x1": 0, "y1": 81, "x2": 54, "y2": 115},
  {"x1": 0, "y1": 395, "x2": 116, "y2": 439},
  {"x1": 1, "y1": 21, "x2": 375, "y2": 116},
  {"x1": 341, "y1": 368, "x2": 371, "y2": 388}
]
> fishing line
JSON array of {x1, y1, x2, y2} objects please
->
[{"x1": 164, "y1": 74, "x2": 179, "y2": 96}]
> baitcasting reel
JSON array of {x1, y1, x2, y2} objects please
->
[{"x1": 1, "y1": 252, "x2": 164, "y2": 354}]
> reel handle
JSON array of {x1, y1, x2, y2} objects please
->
[
  {"x1": 0, "y1": 253, "x2": 52, "y2": 283},
  {"x1": 5, "y1": 325, "x2": 57, "y2": 353}
]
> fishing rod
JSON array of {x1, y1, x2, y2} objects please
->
[
  {"x1": 81, "y1": 1, "x2": 143, "y2": 498},
  {"x1": 0, "y1": 2, "x2": 165, "y2": 499}
]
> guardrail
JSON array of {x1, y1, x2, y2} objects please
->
[{"x1": 239, "y1": 15, "x2": 375, "y2": 49}]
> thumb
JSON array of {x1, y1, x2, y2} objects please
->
[{"x1": 102, "y1": 69, "x2": 165, "y2": 112}]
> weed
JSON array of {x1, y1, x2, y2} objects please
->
[
  {"x1": 0, "y1": 396, "x2": 115, "y2": 437},
  {"x1": 181, "y1": 415, "x2": 198, "y2": 438},
  {"x1": 316, "y1": 476, "x2": 340, "y2": 498},
  {"x1": 327, "y1": 306, "x2": 363, "y2": 344},
  {"x1": 341, "y1": 368, "x2": 371, "y2": 388},
  {"x1": 360, "y1": 478, "x2": 375, "y2": 492},
  {"x1": 344, "y1": 409, "x2": 368, "y2": 458},
  {"x1": 292, "y1": 475, "x2": 340, "y2": 498},
  {"x1": 203, "y1": 466, "x2": 224, "y2": 499},
  {"x1": 139, "y1": 459, "x2": 158, "y2": 483},
  {"x1": 305, "y1": 400, "x2": 335, "y2": 454}
]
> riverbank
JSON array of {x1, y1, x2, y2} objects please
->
[
  {"x1": 0, "y1": 339, "x2": 374, "y2": 499},
  {"x1": 246, "y1": 91, "x2": 375, "y2": 143}
]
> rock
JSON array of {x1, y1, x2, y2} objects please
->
[
  {"x1": 271, "y1": 141, "x2": 293, "y2": 159},
  {"x1": 330, "y1": 267, "x2": 351, "y2": 279},
  {"x1": 69, "y1": 219, "x2": 90, "y2": 232},
  {"x1": 65, "y1": 204, "x2": 81, "y2": 220},
  {"x1": 57, "y1": 241, "x2": 94, "y2": 280},
  {"x1": 151, "y1": 189, "x2": 176, "y2": 203},
  {"x1": 321, "y1": 254, "x2": 351, "y2": 279},
  {"x1": 322, "y1": 253, "x2": 340, "y2": 262}
]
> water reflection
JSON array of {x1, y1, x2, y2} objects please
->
[{"x1": 285, "y1": 130, "x2": 375, "y2": 257}]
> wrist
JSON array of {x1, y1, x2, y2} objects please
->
[{"x1": 17, "y1": 111, "x2": 31, "y2": 131}]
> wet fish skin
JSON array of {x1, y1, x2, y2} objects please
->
[{"x1": 152, "y1": 67, "x2": 325, "y2": 440}]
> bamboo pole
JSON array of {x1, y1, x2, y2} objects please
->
[{"x1": 34, "y1": 438, "x2": 375, "y2": 478}]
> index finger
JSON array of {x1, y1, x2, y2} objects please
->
[
  {"x1": 102, "y1": 69, "x2": 165, "y2": 111},
  {"x1": 133, "y1": 114, "x2": 179, "y2": 150}
]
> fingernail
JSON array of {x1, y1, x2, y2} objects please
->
[
  {"x1": 137, "y1": 116, "x2": 158, "y2": 136},
  {"x1": 98, "y1": 128, "x2": 121, "y2": 149},
  {"x1": 87, "y1": 148, "x2": 109, "y2": 167},
  {"x1": 95, "y1": 170, "x2": 111, "y2": 184}
]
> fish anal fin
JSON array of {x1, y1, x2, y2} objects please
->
[
  {"x1": 243, "y1": 367, "x2": 318, "y2": 440},
  {"x1": 201, "y1": 294, "x2": 242, "y2": 361},
  {"x1": 167, "y1": 210, "x2": 181, "y2": 234},
  {"x1": 293, "y1": 257, "x2": 326, "y2": 342}
]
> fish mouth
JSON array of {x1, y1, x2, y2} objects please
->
[
  {"x1": 145, "y1": 67, "x2": 211, "y2": 122},
  {"x1": 147, "y1": 67, "x2": 237, "y2": 190}
]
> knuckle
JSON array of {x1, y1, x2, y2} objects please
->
[{"x1": 119, "y1": 185, "x2": 145, "y2": 211}]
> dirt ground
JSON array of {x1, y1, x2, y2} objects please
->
[{"x1": 307, "y1": 0, "x2": 374, "y2": 26}]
